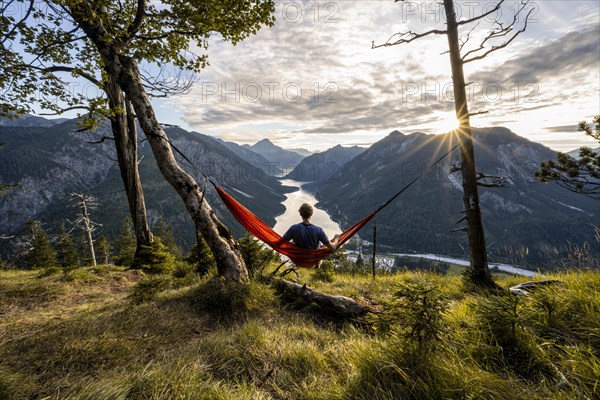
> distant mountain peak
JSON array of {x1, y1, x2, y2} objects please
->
[
  {"x1": 389, "y1": 130, "x2": 403, "y2": 137},
  {"x1": 256, "y1": 138, "x2": 273, "y2": 145}
]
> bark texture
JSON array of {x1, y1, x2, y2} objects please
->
[
  {"x1": 444, "y1": 0, "x2": 495, "y2": 287},
  {"x1": 105, "y1": 77, "x2": 153, "y2": 259},
  {"x1": 74, "y1": 12, "x2": 248, "y2": 281},
  {"x1": 272, "y1": 277, "x2": 380, "y2": 320}
]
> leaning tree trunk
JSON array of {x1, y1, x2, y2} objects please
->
[
  {"x1": 105, "y1": 77, "x2": 153, "y2": 261},
  {"x1": 116, "y1": 59, "x2": 248, "y2": 282},
  {"x1": 444, "y1": 0, "x2": 495, "y2": 287},
  {"x1": 72, "y1": 4, "x2": 250, "y2": 283}
]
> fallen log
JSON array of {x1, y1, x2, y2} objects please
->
[
  {"x1": 509, "y1": 279, "x2": 562, "y2": 296},
  {"x1": 271, "y1": 277, "x2": 381, "y2": 320}
]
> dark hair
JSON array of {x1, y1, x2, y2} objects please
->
[{"x1": 299, "y1": 203, "x2": 313, "y2": 219}]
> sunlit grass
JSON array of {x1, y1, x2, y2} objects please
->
[{"x1": 0, "y1": 266, "x2": 598, "y2": 399}]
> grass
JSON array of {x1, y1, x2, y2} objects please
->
[{"x1": 0, "y1": 265, "x2": 598, "y2": 399}]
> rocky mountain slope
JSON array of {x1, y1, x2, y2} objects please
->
[
  {"x1": 242, "y1": 139, "x2": 305, "y2": 170},
  {"x1": 284, "y1": 145, "x2": 364, "y2": 182},
  {"x1": 316, "y1": 128, "x2": 599, "y2": 266},
  {"x1": 0, "y1": 117, "x2": 290, "y2": 255}
]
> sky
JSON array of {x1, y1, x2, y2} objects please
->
[
  {"x1": 19, "y1": 0, "x2": 600, "y2": 152},
  {"x1": 149, "y1": 0, "x2": 600, "y2": 152}
]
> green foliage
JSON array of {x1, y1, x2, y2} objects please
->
[
  {"x1": 393, "y1": 256, "x2": 450, "y2": 274},
  {"x1": 186, "y1": 234, "x2": 216, "y2": 276},
  {"x1": 190, "y1": 277, "x2": 275, "y2": 321},
  {"x1": 311, "y1": 259, "x2": 335, "y2": 283},
  {"x1": 153, "y1": 216, "x2": 182, "y2": 258},
  {"x1": 134, "y1": 238, "x2": 176, "y2": 274},
  {"x1": 238, "y1": 233, "x2": 278, "y2": 277},
  {"x1": 372, "y1": 278, "x2": 448, "y2": 352},
  {"x1": 25, "y1": 220, "x2": 57, "y2": 269},
  {"x1": 112, "y1": 216, "x2": 136, "y2": 267},
  {"x1": 1, "y1": 0, "x2": 275, "y2": 124},
  {"x1": 56, "y1": 223, "x2": 79, "y2": 271},
  {"x1": 94, "y1": 234, "x2": 111, "y2": 265},
  {"x1": 536, "y1": 115, "x2": 600, "y2": 199},
  {"x1": 129, "y1": 275, "x2": 172, "y2": 304}
]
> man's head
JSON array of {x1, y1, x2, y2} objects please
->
[{"x1": 299, "y1": 203, "x2": 313, "y2": 220}]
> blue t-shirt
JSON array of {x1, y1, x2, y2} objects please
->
[{"x1": 283, "y1": 223, "x2": 330, "y2": 249}]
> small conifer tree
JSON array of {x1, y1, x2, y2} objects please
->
[
  {"x1": 238, "y1": 233, "x2": 277, "y2": 277},
  {"x1": 186, "y1": 234, "x2": 216, "y2": 276},
  {"x1": 56, "y1": 223, "x2": 79, "y2": 270},
  {"x1": 26, "y1": 220, "x2": 57, "y2": 269},
  {"x1": 95, "y1": 234, "x2": 111, "y2": 265},
  {"x1": 113, "y1": 216, "x2": 136, "y2": 266},
  {"x1": 153, "y1": 216, "x2": 182, "y2": 258}
]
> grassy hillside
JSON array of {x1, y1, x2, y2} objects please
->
[{"x1": 0, "y1": 265, "x2": 598, "y2": 399}]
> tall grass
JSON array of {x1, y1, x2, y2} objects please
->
[{"x1": 0, "y1": 266, "x2": 598, "y2": 399}]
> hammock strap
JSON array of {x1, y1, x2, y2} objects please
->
[{"x1": 374, "y1": 144, "x2": 459, "y2": 214}]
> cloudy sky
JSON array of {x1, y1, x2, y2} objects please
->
[{"x1": 154, "y1": 0, "x2": 599, "y2": 152}]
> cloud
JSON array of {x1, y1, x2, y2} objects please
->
[
  {"x1": 173, "y1": 2, "x2": 599, "y2": 150},
  {"x1": 544, "y1": 124, "x2": 580, "y2": 133},
  {"x1": 471, "y1": 25, "x2": 600, "y2": 85}
]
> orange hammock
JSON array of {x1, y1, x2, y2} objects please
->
[
  {"x1": 210, "y1": 144, "x2": 457, "y2": 268},
  {"x1": 213, "y1": 184, "x2": 375, "y2": 268}
]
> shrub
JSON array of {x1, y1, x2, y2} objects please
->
[
  {"x1": 133, "y1": 238, "x2": 176, "y2": 274},
  {"x1": 238, "y1": 233, "x2": 278, "y2": 277},
  {"x1": 311, "y1": 260, "x2": 335, "y2": 283},
  {"x1": 129, "y1": 275, "x2": 172, "y2": 304},
  {"x1": 371, "y1": 278, "x2": 448, "y2": 354},
  {"x1": 186, "y1": 235, "x2": 216, "y2": 276}
]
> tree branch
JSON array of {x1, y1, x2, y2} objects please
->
[
  {"x1": 372, "y1": 29, "x2": 447, "y2": 49},
  {"x1": 126, "y1": 0, "x2": 146, "y2": 40},
  {"x1": 463, "y1": 5, "x2": 534, "y2": 64},
  {"x1": 39, "y1": 105, "x2": 90, "y2": 115},
  {"x1": 34, "y1": 65, "x2": 102, "y2": 87},
  {"x1": 0, "y1": 0, "x2": 34, "y2": 45},
  {"x1": 457, "y1": 0, "x2": 506, "y2": 26}
]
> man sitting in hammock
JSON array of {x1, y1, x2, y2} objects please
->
[{"x1": 283, "y1": 203, "x2": 340, "y2": 257}]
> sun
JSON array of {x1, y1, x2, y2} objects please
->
[{"x1": 432, "y1": 111, "x2": 460, "y2": 133}]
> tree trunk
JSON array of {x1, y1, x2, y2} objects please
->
[
  {"x1": 271, "y1": 277, "x2": 380, "y2": 320},
  {"x1": 80, "y1": 198, "x2": 96, "y2": 267},
  {"x1": 444, "y1": 0, "x2": 495, "y2": 287},
  {"x1": 114, "y1": 58, "x2": 248, "y2": 282},
  {"x1": 71, "y1": 4, "x2": 249, "y2": 282},
  {"x1": 105, "y1": 77, "x2": 153, "y2": 262}
]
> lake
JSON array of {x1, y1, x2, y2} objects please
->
[{"x1": 273, "y1": 179, "x2": 342, "y2": 239}]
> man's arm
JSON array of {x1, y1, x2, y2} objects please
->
[
  {"x1": 282, "y1": 225, "x2": 295, "y2": 242},
  {"x1": 324, "y1": 233, "x2": 340, "y2": 251}
]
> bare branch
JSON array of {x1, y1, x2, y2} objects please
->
[
  {"x1": 372, "y1": 28, "x2": 447, "y2": 49},
  {"x1": 469, "y1": 110, "x2": 489, "y2": 117},
  {"x1": 459, "y1": 21, "x2": 481, "y2": 52},
  {"x1": 86, "y1": 136, "x2": 115, "y2": 144},
  {"x1": 457, "y1": 0, "x2": 506, "y2": 26},
  {"x1": 463, "y1": 4, "x2": 534, "y2": 64}
]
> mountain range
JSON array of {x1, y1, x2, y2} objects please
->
[
  {"x1": 285, "y1": 145, "x2": 365, "y2": 182},
  {"x1": 0, "y1": 116, "x2": 294, "y2": 257},
  {"x1": 315, "y1": 128, "x2": 599, "y2": 267},
  {"x1": 242, "y1": 139, "x2": 305, "y2": 170},
  {"x1": 1, "y1": 115, "x2": 597, "y2": 267}
]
